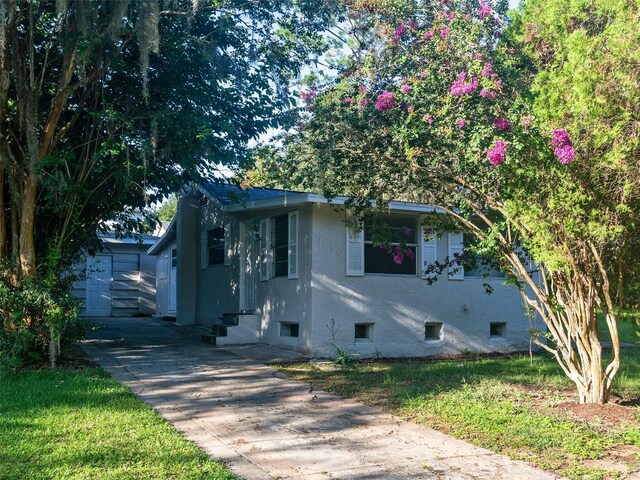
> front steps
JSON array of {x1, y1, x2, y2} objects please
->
[{"x1": 201, "y1": 312, "x2": 259, "y2": 346}]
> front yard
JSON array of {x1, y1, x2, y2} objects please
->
[
  {"x1": 275, "y1": 313, "x2": 640, "y2": 480},
  {"x1": 0, "y1": 358, "x2": 237, "y2": 480}
]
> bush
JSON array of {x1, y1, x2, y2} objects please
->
[{"x1": 0, "y1": 259, "x2": 79, "y2": 370}]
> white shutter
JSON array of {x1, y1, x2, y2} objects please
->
[
  {"x1": 200, "y1": 230, "x2": 208, "y2": 270},
  {"x1": 223, "y1": 223, "x2": 232, "y2": 266},
  {"x1": 448, "y1": 232, "x2": 464, "y2": 280},
  {"x1": 346, "y1": 224, "x2": 365, "y2": 276},
  {"x1": 288, "y1": 211, "x2": 299, "y2": 279},
  {"x1": 421, "y1": 224, "x2": 438, "y2": 280},
  {"x1": 259, "y1": 218, "x2": 270, "y2": 281}
]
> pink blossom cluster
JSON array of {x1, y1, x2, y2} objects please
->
[
  {"x1": 458, "y1": 118, "x2": 466, "y2": 128},
  {"x1": 480, "y1": 88, "x2": 497, "y2": 99},
  {"x1": 552, "y1": 129, "x2": 575, "y2": 164},
  {"x1": 392, "y1": 245, "x2": 415, "y2": 264},
  {"x1": 450, "y1": 72, "x2": 478, "y2": 96},
  {"x1": 375, "y1": 91, "x2": 397, "y2": 111},
  {"x1": 401, "y1": 84, "x2": 411, "y2": 94},
  {"x1": 342, "y1": 97, "x2": 354, "y2": 105},
  {"x1": 478, "y1": 0, "x2": 492, "y2": 19},
  {"x1": 391, "y1": 23, "x2": 406, "y2": 43},
  {"x1": 424, "y1": 31, "x2": 434, "y2": 40},
  {"x1": 487, "y1": 139, "x2": 507, "y2": 166},
  {"x1": 300, "y1": 90, "x2": 317, "y2": 102},
  {"x1": 493, "y1": 117, "x2": 511, "y2": 131},
  {"x1": 440, "y1": 26, "x2": 451, "y2": 38}
]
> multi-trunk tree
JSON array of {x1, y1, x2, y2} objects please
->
[
  {"x1": 0, "y1": 0, "x2": 339, "y2": 365},
  {"x1": 275, "y1": 0, "x2": 640, "y2": 403}
]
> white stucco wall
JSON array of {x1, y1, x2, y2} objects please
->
[
  {"x1": 308, "y1": 205, "x2": 532, "y2": 359},
  {"x1": 154, "y1": 245, "x2": 171, "y2": 317}
]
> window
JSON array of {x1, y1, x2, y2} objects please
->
[
  {"x1": 364, "y1": 214, "x2": 417, "y2": 275},
  {"x1": 280, "y1": 322, "x2": 299, "y2": 337},
  {"x1": 207, "y1": 227, "x2": 225, "y2": 265},
  {"x1": 425, "y1": 322, "x2": 443, "y2": 340},
  {"x1": 272, "y1": 215, "x2": 288, "y2": 277},
  {"x1": 354, "y1": 323, "x2": 373, "y2": 341},
  {"x1": 490, "y1": 322, "x2": 506, "y2": 338}
]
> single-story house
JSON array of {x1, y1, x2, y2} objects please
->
[
  {"x1": 72, "y1": 233, "x2": 158, "y2": 317},
  {"x1": 148, "y1": 183, "x2": 533, "y2": 358}
]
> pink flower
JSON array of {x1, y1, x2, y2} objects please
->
[
  {"x1": 300, "y1": 90, "x2": 317, "y2": 102},
  {"x1": 450, "y1": 72, "x2": 478, "y2": 96},
  {"x1": 481, "y1": 63, "x2": 493, "y2": 77},
  {"x1": 552, "y1": 129, "x2": 571, "y2": 148},
  {"x1": 405, "y1": 248, "x2": 415, "y2": 260},
  {"x1": 478, "y1": 0, "x2": 492, "y2": 19},
  {"x1": 424, "y1": 114, "x2": 434, "y2": 125},
  {"x1": 520, "y1": 115, "x2": 533, "y2": 131},
  {"x1": 418, "y1": 71, "x2": 428, "y2": 79},
  {"x1": 479, "y1": 88, "x2": 497, "y2": 100},
  {"x1": 379, "y1": 243, "x2": 387, "y2": 250},
  {"x1": 440, "y1": 26, "x2": 451, "y2": 38},
  {"x1": 392, "y1": 23, "x2": 406, "y2": 43},
  {"x1": 359, "y1": 97, "x2": 370, "y2": 106},
  {"x1": 393, "y1": 255, "x2": 404, "y2": 265},
  {"x1": 443, "y1": 10, "x2": 456, "y2": 20},
  {"x1": 375, "y1": 91, "x2": 397, "y2": 111},
  {"x1": 424, "y1": 31, "x2": 433, "y2": 40},
  {"x1": 493, "y1": 117, "x2": 511, "y2": 131},
  {"x1": 342, "y1": 97, "x2": 354, "y2": 105},
  {"x1": 402, "y1": 226, "x2": 412, "y2": 235},
  {"x1": 407, "y1": 105, "x2": 414, "y2": 114},
  {"x1": 487, "y1": 140, "x2": 507, "y2": 166},
  {"x1": 458, "y1": 118, "x2": 466, "y2": 128},
  {"x1": 401, "y1": 84, "x2": 411, "y2": 94},
  {"x1": 555, "y1": 145, "x2": 576, "y2": 164}
]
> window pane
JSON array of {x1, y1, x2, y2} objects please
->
[
  {"x1": 365, "y1": 244, "x2": 416, "y2": 275},
  {"x1": 273, "y1": 245, "x2": 288, "y2": 277},
  {"x1": 273, "y1": 215, "x2": 288, "y2": 247},
  {"x1": 208, "y1": 227, "x2": 225, "y2": 265},
  {"x1": 365, "y1": 214, "x2": 417, "y2": 244}
]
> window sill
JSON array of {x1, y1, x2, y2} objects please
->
[{"x1": 364, "y1": 273, "x2": 418, "y2": 278}]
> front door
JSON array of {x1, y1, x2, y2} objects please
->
[
  {"x1": 86, "y1": 255, "x2": 112, "y2": 316},
  {"x1": 168, "y1": 246, "x2": 177, "y2": 313},
  {"x1": 239, "y1": 222, "x2": 258, "y2": 312}
]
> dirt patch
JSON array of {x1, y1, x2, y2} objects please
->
[{"x1": 555, "y1": 401, "x2": 639, "y2": 426}]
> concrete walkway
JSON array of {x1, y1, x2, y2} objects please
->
[{"x1": 82, "y1": 317, "x2": 560, "y2": 480}]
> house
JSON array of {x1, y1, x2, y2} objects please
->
[
  {"x1": 148, "y1": 183, "x2": 533, "y2": 358},
  {"x1": 72, "y1": 232, "x2": 158, "y2": 317}
]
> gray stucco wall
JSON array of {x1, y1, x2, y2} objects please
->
[
  {"x1": 308, "y1": 204, "x2": 531, "y2": 358},
  {"x1": 176, "y1": 196, "x2": 199, "y2": 325},
  {"x1": 194, "y1": 202, "x2": 314, "y2": 354}
]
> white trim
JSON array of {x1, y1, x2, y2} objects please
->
[
  {"x1": 448, "y1": 232, "x2": 464, "y2": 280},
  {"x1": 421, "y1": 221, "x2": 438, "y2": 280},
  {"x1": 288, "y1": 211, "x2": 299, "y2": 279},
  {"x1": 200, "y1": 230, "x2": 208, "y2": 270},
  {"x1": 259, "y1": 218, "x2": 271, "y2": 281},
  {"x1": 346, "y1": 224, "x2": 365, "y2": 277}
]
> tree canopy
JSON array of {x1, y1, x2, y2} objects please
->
[
  {"x1": 268, "y1": 0, "x2": 640, "y2": 403},
  {"x1": 0, "y1": 0, "x2": 340, "y2": 366}
]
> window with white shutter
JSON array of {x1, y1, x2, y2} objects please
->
[
  {"x1": 200, "y1": 230, "x2": 208, "y2": 270},
  {"x1": 259, "y1": 218, "x2": 271, "y2": 281},
  {"x1": 421, "y1": 224, "x2": 438, "y2": 279},
  {"x1": 346, "y1": 223, "x2": 365, "y2": 276},
  {"x1": 288, "y1": 211, "x2": 298, "y2": 279},
  {"x1": 448, "y1": 232, "x2": 464, "y2": 280}
]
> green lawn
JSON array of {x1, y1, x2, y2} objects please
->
[
  {"x1": 275, "y1": 316, "x2": 640, "y2": 480},
  {"x1": 0, "y1": 366, "x2": 237, "y2": 480}
]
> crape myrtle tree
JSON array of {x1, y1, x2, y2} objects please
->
[
  {"x1": 281, "y1": 0, "x2": 640, "y2": 403},
  {"x1": 0, "y1": 0, "x2": 339, "y2": 366}
]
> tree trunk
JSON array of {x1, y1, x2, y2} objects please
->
[
  {"x1": 0, "y1": 161, "x2": 5, "y2": 260},
  {"x1": 19, "y1": 173, "x2": 37, "y2": 279}
]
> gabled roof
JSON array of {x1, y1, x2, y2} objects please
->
[
  {"x1": 147, "y1": 217, "x2": 176, "y2": 256},
  {"x1": 198, "y1": 183, "x2": 300, "y2": 205}
]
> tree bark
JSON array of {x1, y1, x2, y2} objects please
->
[{"x1": 18, "y1": 172, "x2": 37, "y2": 278}]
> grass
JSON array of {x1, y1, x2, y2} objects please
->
[
  {"x1": 0, "y1": 364, "x2": 237, "y2": 480},
  {"x1": 275, "y1": 316, "x2": 640, "y2": 480}
]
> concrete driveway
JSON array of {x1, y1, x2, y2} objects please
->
[{"x1": 82, "y1": 317, "x2": 559, "y2": 480}]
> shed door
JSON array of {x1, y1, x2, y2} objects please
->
[
  {"x1": 168, "y1": 246, "x2": 177, "y2": 313},
  {"x1": 86, "y1": 255, "x2": 112, "y2": 316}
]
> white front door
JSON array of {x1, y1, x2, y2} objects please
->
[
  {"x1": 239, "y1": 223, "x2": 257, "y2": 312},
  {"x1": 86, "y1": 255, "x2": 112, "y2": 316},
  {"x1": 168, "y1": 246, "x2": 177, "y2": 313}
]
